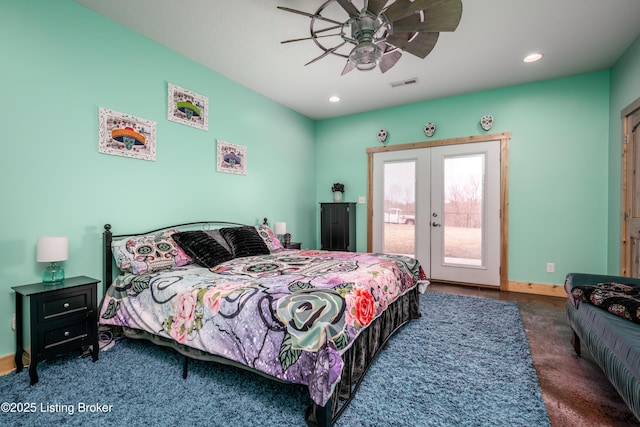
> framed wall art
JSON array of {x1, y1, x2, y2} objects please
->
[
  {"x1": 98, "y1": 107, "x2": 156, "y2": 161},
  {"x1": 216, "y1": 140, "x2": 246, "y2": 175},
  {"x1": 168, "y1": 82, "x2": 208, "y2": 130}
]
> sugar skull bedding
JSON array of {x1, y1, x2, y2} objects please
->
[{"x1": 99, "y1": 249, "x2": 428, "y2": 407}]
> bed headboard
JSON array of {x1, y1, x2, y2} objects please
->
[{"x1": 103, "y1": 219, "x2": 268, "y2": 295}]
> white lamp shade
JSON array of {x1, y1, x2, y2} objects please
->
[
  {"x1": 37, "y1": 236, "x2": 68, "y2": 262},
  {"x1": 274, "y1": 222, "x2": 287, "y2": 235}
]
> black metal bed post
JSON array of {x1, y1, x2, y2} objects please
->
[
  {"x1": 183, "y1": 356, "x2": 189, "y2": 379},
  {"x1": 315, "y1": 400, "x2": 332, "y2": 427},
  {"x1": 103, "y1": 224, "x2": 112, "y2": 296}
]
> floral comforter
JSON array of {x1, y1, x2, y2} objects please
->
[{"x1": 99, "y1": 249, "x2": 428, "y2": 406}]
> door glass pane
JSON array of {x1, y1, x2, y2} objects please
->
[
  {"x1": 443, "y1": 154, "x2": 484, "y2": 266},
  {"x1": 383, "y1": 161, "x2": 415, "y2": 256}
]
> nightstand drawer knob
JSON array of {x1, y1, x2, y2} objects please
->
[
  {"x1": 64, "y1": 331, "x2": 70, "y2": 337},
  {"x1": 63, "y1": 302, "x2": 70, "y2": 308}
]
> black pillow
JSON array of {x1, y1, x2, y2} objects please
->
[
  {"x1": 172, "y1": 231, "x2": 233, "y2": 268},
  {"x1": 204, "y1": 229, "x2": 232, "y2": 253},
  {"x1": 219, "y1": 226, "x2": 270, "y2": 258}
]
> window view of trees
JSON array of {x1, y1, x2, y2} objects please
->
[
  {"x1": 445, "y1": 175, "x2": 482, "y2": 228},
  {"x1": 383, "y1": 156, "x2": 483, "y2": 262}
]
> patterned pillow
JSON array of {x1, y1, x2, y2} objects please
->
[
  {"x1": 571, "y1": 282, "x2": 640, "y2": 323},
  {"x1": 255, "y1": 225, "x2": 284, "y2": 252},
  {"x1": 111, "y1": 229, "x2": 193, "y2": 275},
  {"x1": 172, "y1": 231, "x2": 233, "y2": 268},
  {"x1": 220, "y1": 226, "x2": 270, "y2": 258}
]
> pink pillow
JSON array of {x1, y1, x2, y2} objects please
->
[{"x1": 255, "y1": 225, "x2": 284, "y2": 252}]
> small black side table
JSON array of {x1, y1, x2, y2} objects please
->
[
  {"x1": 12, "y1": 275, "x2": 100, "y2": 385},
  {"x1": 284, "y1": 242, "x2": 302, "y2": 249}
]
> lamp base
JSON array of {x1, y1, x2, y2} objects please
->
[{"x1": 42, "y1": 262, "x2": 65, "y2": 284}]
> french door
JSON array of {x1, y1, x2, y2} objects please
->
[{"x1": 371, "y1": 140, "x2": 501, "y2": 286}]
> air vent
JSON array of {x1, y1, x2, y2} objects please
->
[{"x1": 390, "y1": 78, "x2": 419, "y2": 88}]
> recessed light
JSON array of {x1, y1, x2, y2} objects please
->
[
  {"x1": 523, "y1": 53, "x2": 543, "y2": 63},
  {"x1": 329, "y1": 96, "x2": 341, "y2": 103}
]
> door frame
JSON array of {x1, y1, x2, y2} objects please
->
[
  {"x1": 366, "y1": 132, "x2": 511, "y2": 290},
  {"x1": 620, "y1": 97, "x2": 640, "y2": 276}
]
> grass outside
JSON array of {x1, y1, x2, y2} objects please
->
[{"x1": 384, "y1": 223, "x2": 481, "y2": 259}]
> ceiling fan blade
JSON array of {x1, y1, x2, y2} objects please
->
[
  {"x1": 277, "y1": 6, "x2": 344, "y2": 26},
  {"x1": 304, "y1": 41, "x2": 348, "y2": 66},
  {"x1": 379, "y1": 49, "x2": 402, "y2": 73},
  {"x1": 341, "y1": 61, "x2": 356, "y2": 75},
  {"x1": 366, "y1": 0, "x2": 389, "y2": 16},
  {"x1": 386, "y1": 32, "x2": 439, "y2": 59},
  {"x1": 385, "y1": 0, "x2": 462, "y2": 26},
  {"x1": 392, "y1": 8, "x2": 460, "y2": 33},
  {"x1": 383, "y1": 0, "x2": 417, "y2": 22},
  {"x1": 281, "y1": 33, "x2": 342, "y2": 44},
  {"x1": 314, "y1": 24, "x2": 344, "y2": 34},
  {"x1": 335, "y1": 0, "x2": 360, "y2": 17}
]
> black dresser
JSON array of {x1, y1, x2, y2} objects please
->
[{"x1": 320, "y1": 202, "x2": 356, "y2": 251}]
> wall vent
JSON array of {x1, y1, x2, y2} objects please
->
[{"x1": 390, "y1": 77, "x2": 419, "y2": 88}]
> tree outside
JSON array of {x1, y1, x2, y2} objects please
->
[{"x1": 384, "y1": 174, "x2": 482, "y2": 260}]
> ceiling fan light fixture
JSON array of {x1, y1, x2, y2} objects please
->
[
  {"x1": 278, "y1": 0, "x2": 463, "y2": 75},
  {"x1": 349, "y1": 42, "x2": 383, "y2": 71}
]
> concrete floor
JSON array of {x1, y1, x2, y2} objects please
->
[{"x1": 429, "y1": 283, "x2": 640, "y2": 427}]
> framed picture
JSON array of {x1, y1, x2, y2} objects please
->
[
  {"x1": 217, "y1": 140, "x2": 246, "y2": 175},
  {"x1": 168, "y1": 82, "x2": 208, "y2": 130},
  {"x1": 98, "y1": 107, "x2": 156, "y2": 161}
]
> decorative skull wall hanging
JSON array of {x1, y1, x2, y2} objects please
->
[
  {"x1": 424, "y1": 122, "x2": 436, "y2": 137},
  {"x1": 377, "y1": 129, "x2": 388, "y2": 143},
  {"x1": 480, "y1": 115, "x2": 494, "y2": 131}
]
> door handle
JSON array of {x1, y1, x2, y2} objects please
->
[{"x1": 432, "y1": 222, "x2": 442, "y2": 227}]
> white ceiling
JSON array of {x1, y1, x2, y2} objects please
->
[{"x1": 75, "y1": 0, "x2": 640, "y2": 120}]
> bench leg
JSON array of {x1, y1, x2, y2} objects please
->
[{"x1": 571, "y1": 330, "x2": 581, "y2": 356}]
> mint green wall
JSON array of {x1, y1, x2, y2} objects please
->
[
  {"x1": 315, "y1": 72, "x2": 610, "y2": 287},
  {"x1": 608, "y1": 35, "x2": 640, "y2": 272},
  {"x1": 0, "y1": 1, "x2": 315, "y2": 358}
]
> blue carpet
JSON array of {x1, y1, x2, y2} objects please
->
[{"x1": 0, "y1": 291, "x2": 549, "y2": 427}]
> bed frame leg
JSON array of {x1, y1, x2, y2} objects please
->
[
  {"x1": 183, "y1": 356, "x2": 189, "y2": 379},
  {"x1": 315, "y1": 400, "x2": 332, "y2": 427},
  {"x1": 571, "y1": 330, "x2": 581, "y2": 356}
]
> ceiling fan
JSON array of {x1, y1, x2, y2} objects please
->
[{"x1": 278, "y1": 0, "x2": 463, "y2": 75}]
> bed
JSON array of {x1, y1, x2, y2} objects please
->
[{"x1": 100, "y1": 220, "x2": 428, "y2": 426}]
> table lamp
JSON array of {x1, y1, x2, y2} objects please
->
[
  {"x1": 37, "y1": 236, "x2": 68, "y2": 283},
  {"x1": 274, "y1": 222, "x2": 286, "y2": 243}
]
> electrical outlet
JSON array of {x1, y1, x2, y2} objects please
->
[
  {"x1": 358, "y1": 196, "x2": 366, "y2": 204},
  {"x1": 11, "y1": 313, "x2": 16, "y2": 331},
  {"x1": 546, "y1": 263, "x2": 555, "y2": 273}
]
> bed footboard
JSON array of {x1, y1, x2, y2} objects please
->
[{"x1": 310, "y1": 286, "x2": 421, "y2": 426}]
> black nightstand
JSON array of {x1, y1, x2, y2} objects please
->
[
  {"x1": 284, "y1": 242, "x2": 301, "y2": 249},
  {"x1": 12, "y1": 276, "x2": 100, "y2": 385}
]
